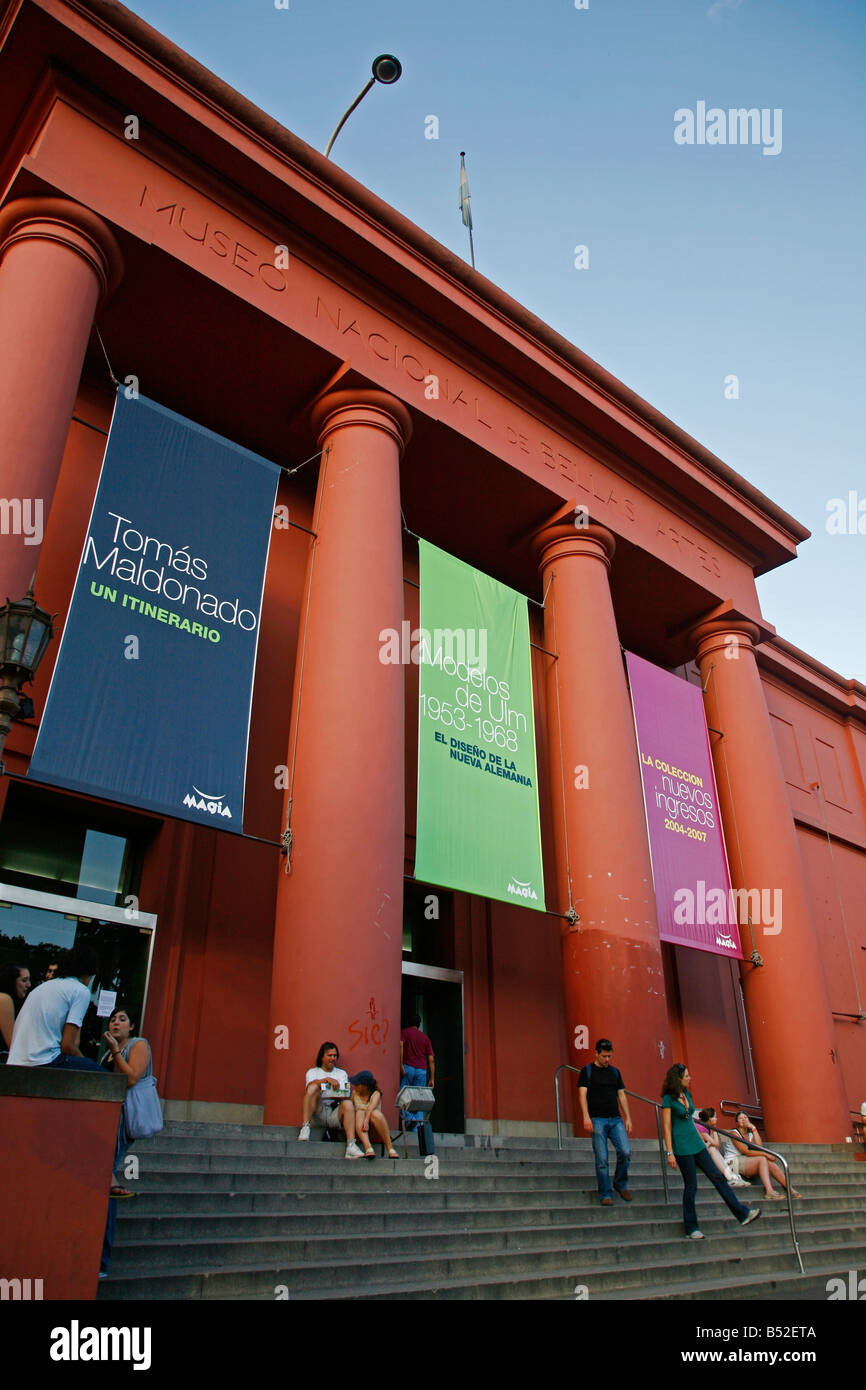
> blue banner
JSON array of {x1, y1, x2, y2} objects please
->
[{"x1": 29, "y1": 391, "x2": 280, "y2": 832}]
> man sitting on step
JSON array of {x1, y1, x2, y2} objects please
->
[{"x1": 298, "y1": 1041, "x2": 364, "y2": 1159}]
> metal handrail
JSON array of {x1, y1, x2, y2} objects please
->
[
  {"x1": 554, "y1": 1065, "x2": 804, "y2": 1270},
  {"x1": 712, "y1": 1125, "x2": 804, "y2": 1275},
  {"x1": 720, "y1": 1099, "x2": 764, "y2": 1125},
  {"x1": 553, "y1": 1064, "x2": 670, "y2": 1205}
]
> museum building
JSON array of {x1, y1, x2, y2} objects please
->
[{"x1": 0, "y1": 0, "x2": 863, "y2": 1145}]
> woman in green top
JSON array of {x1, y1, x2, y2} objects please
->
[{"x1": 661, "y1": 1064, "x2": 760, "y2": 1240}]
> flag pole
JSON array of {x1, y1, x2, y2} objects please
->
[{"x1": 459, "y1": 151, "x2": 475, "y2": 269}]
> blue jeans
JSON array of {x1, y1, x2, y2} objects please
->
[
  {"x1": 101, "y1": 1112, "x2": 132, "y2": 1274},
  {"x1": 675, "y1": 1147, "x2": 751, "y2": 1233},
  {"x1": 591, "y1": 1117, "x2": 630, "y2": 1200},
  {"x1": 44, "y1": 1053, "x2": 104, "y2": 1071},
  {"x1": 400, "y1": 1065, "x2": 427, "y2": 1125}
]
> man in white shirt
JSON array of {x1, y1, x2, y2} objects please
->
[
  {"x1": 298, "y1": 1041, "x2": 363, "y2": 1158},
  {"x1": 8, "y1": 943, "x2": 102, "y2": 1070}
]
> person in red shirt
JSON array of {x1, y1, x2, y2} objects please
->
[{"x1": 399, "y1": 1014, "x2": 434, "y2": 1130}]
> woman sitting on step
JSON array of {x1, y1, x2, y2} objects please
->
[
  {"x1": 695, "y1": 1108, "x2": 746, "y2": 1187},
  {"x1": 733, "y1": 1111, "x2": 801, "y2": 1199},
  {"x1": 348, "y1": 1070, "x2": 399, "y2": 1159},
  {"x1": 699, "y1": 1107, "x2": 782, "y2": 1198}
]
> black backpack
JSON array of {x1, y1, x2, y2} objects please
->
[{"x1": 586, "y1": 1062, "x2": 622, "y2": 1088}]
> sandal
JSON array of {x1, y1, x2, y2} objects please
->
[
  {"x1": 109, "y1": 1185, "x2": 135, "y2": 1199},
  {"x1": 387, "y1": 1148, "x2": 399, "y2": 1159},
  {"x1": 766, "y1": 1191, "x2": 784, "y2": 1199},
  {"x1": 363, "y1": 1148, "x2": 375, "y2": 1159}
]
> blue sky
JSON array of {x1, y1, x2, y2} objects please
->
[{"x1": 127, "y1": 0, "x2": 865, "y2": 680}]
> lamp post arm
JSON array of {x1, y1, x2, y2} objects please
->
[{"x1": 324, "y1": 77, "x2": 375, "y2": 157}]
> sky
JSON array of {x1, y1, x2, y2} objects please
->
[{"x1": 126, "y1": 0, "x2": 865, "y2": 681}]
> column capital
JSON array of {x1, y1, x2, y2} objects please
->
[
  {"x1": 689, "y1": 615, "x2": 762, "y2": 662},
  {"x1": 310, "y1": 388, "x2": 413, "y2": 454},
  {"x1": 0, "y1": 197, "x2": 123, "y2": 304},
  {"x1": 531, "y1": 502, "x2": 616, "y2": 572}
]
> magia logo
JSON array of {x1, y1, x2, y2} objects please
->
[
  {"x1": 507, "y1": 877, "x2": 538, "y2": 901},
  {"x1": 715, "y1": 932, "x2": 737, "y2": 950},
  {"x1": 182, "y1": 786, "x2": 233, "y2": 819}
]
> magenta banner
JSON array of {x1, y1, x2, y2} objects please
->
[{"x1": 625, "y1": 651, "x2": 741, "y2": 959}]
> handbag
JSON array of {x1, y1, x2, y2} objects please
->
[
  {"x1": 396, "y1": 1084, "x2": 435, "y2": 1116},
  {"x1": 123, "y1": 1042, "x2": 164, "y2": 1139}
]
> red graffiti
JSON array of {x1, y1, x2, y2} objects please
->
[{"x1": 347, "y1": 1013, "x2": 390, "y2": 1050}]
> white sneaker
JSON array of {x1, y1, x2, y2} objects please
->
[
  {"x1": 687, "y1": 1230, "x2": 705, "y2": 1240},
  {"x1": 345, "y1": 1141, "x2": 363, "y2": 1160},
  {"x1": 298, "y1": 1123, "x2": 311, "y2": 1142}
]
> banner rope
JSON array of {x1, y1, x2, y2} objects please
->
[
  {"x1": 400, "y1": 513, "x2": 548, "y2": 609},
  {"x1": 91, "y1": 337, "x2": 323, "y2": 482},
  {"x1": 548, "y1": 573, "x2": 577, "y2": 925},
  {"x1": 283, "y1": 449, "x2": 325, "y2": 476},
  {"x1": 703, "y1": 664, "x2": 762, "y2": 965},
  {"x1": 94, "y1": 327, "x2": 120, "y2": 388},
  {"x1": 809, "y1": 779, "x2": 865, "y2": 1018},
  {"x1": 281, "y1": 444, "x2": 330, "y2": 869}
]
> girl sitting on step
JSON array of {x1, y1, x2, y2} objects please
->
[
  {"x1": 348, "y1": 1071, "x2": 399, "y2": 1159},
  {"x1": 733, "y1": 1111, "x2": 801, "y2": 1199}
]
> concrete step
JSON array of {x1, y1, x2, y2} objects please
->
[
  {"x1": 97, "y1": 1121, "x2": 866, "y2": 1302},
  {"x1": 146, "y1": 1127, "x2": 857, "y2": 1158},
  {"x1": 112, "y1": 1200, "x2": 866, "y2": 1246},
  {"x1": 106, "y1": 1212, "x2": 865, "y2": 1274},
  {"x1": 121, "y1": 1171, "x2": 866, "y2": 1207},
  {"x1": 97, "y1": 1232, "x2": 866, "y2": 1301},
  {"x1": 113, "y1": 1193, "x2": 866, "y2": 1239},
  {"x1": 155, "y1": 1123, "x2": 855, "y2": 1151},
  {"x1": 125, "y1": 1147, "x2": 860, "y2": 1180},
  {"x1": 616, "y1": 1262, "x2": 861, "y2": 1301},
  {"x1": 131, "y1": 1143, "x2": 850, "y2": 1181}
]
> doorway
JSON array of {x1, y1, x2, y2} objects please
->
[
  {"x1": 0, "y1": 883, "x2": 156, "y2": 1062},
  {"x1": 401, "y1": 962, "x2": 464, "y2": 1134}
]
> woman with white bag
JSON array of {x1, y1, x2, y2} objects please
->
[
  {"x1": 98, "y1": 1007, "x2": 161, "y2": 1279},
  {"x1": 100, "y1": 1008, "x2": 156, "y2": 1196}
]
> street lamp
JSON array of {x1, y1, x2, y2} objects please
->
[
  {"x1": 324, "y1": 54, "x2": 403, "y2": 158},
  {"x1": 0, "y1": 580, "x2": 54, "y2": 774}
]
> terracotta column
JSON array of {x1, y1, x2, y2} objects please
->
[
  {"x1": 691, "y1": 616, "x2": 850, "y2": 1142},
  {"x1": 533, "y1": 511, "x2": 670, "y2": 1130},
  {"x1": 264, "y1": 390, "x2": 412, "y2": 1126},
  {"x1": 0, "y1": 197, "x2": 123, "y2": 598}
]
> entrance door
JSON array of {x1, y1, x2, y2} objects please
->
[
  {"x1": 0, "y1": 883, "x2": 156, "y2": 1062},
  {"x1": 401, "y1": 962, "x2": 464, "y2": 1134}
]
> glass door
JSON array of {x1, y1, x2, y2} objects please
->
[{"x1": 0, "y1": 884, "x2": 156, "y2": 1063}]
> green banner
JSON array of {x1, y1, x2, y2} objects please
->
[{"x1": 414, "y1": 541, "x2": 546, "y2": 911}]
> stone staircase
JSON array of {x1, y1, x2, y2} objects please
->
[{"x1": 96, "y1": 1124, "x2": 866, "y2": 1301}]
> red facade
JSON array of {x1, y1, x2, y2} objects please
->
[{"x1": 0, "y1": 0, "x2": 863, "y2": 1145}]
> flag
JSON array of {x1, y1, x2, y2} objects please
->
[{"x1": 458, "y1": 152, "x2": 472, "y2": 229}]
